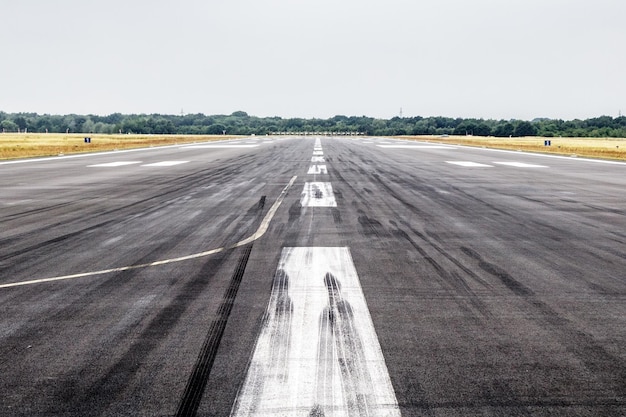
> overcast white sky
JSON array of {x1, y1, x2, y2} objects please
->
[{"x1": 1, "y1": 0, "x2": 624, "y2": 120}]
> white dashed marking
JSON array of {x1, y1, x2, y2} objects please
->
[
  {"x1": 231, "y1": 247, "x2": 400, "y2": 417},
  {"x1": 493, "y1": 162, "x2": 548, "y2": 168},
  {"x1": 141, "y1": 161, "x2": 189, "y2": 167},
  {"x1": 446, "y1": 161, "x2": 493, "y2": 167},
  {"x1": 87, "y1": 161, "x2": 142, "y2": 167}
]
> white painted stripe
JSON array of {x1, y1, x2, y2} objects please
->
[
  {"x1": 313, "y1": 150, "x2": 324, "y2": 156},
  {"x1": 231, "y1": 247, "x2": 400, "y2": 417},
  {"x1": 183, "y1": 145, "x2": 259, "y2": 149},
  {"x1": 87, "y1": 161, "x2": 142, "y2": 167},
  {"x1": 311, "y1": 156, "x2": 325, "y2": 163},
  {"x1": 301, "y1": 182, "x2": 337, "y2": 207},
  {"x1": 493, "y1": 162, "x2": 548, "y2": 168},
  {"x1": 377, "y1": 145, "x2": 457, "y2": 149},
  {"x1": 445, "y1": 161, "x2": 493, "y2": 167},
  {"x1": 141, "y1": 161, "x2": 189, "y2": 167},
  {"x1": 0, "y1": 176, "x2": 298, "y2": 289},
  {"x1": 308, "y1": 165, "x2": 328, "y2": 175}
]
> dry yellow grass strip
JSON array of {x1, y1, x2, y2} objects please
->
[
  {"x1": 398, "y1": 135, "x2": 626, "y2": 161},
  {"x1": 0, "y1": 134, "x2": 242, "y2": 160}
]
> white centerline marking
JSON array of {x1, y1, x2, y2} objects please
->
[
  {"x1": 87, "y1": 161, "x2": 142, "y2": 167},
  {"x1": 493, "y1": 162, "x2": 548, "y2": 168},
  {"x1": 301, "y1": 182, "x2": 337, "y2": 207},
  {"x1": 308, "y1": 165, "x2": 328, "y2": 175},
  {"x1": 0, "y1": 176, "x2": 298, "y2": 289},
  {"x1": 231, "y1": 247, "x2": 400, "y2": 417},
  {"x1": 141, "y1": 161, "x2": 189, "y2": 167},
  {"x1": 313, "y1": 150, "x2": 324, "y2": 156},
  {"x1": 446, "y1": 161, "x2": 493, "y2": 167},
  {"x1": 311, "y1": 156, "x2": 325, "y2": 163}
]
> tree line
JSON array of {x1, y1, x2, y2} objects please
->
[{"x1": 1, "y1": 111, "x2": 625, "y2": 138}]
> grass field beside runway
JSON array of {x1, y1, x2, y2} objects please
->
[
  {"x1": 399, "y1": 135, "x2": 626, "y2": 161},
  {"x1": 0, "y1": 133, "x2": 242, "y2": 159}
]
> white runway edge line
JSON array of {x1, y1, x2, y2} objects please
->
[
  {"x1": 231, "y1": 247, "x2": 400, "y2": 417},
  {"x1": 301, "y1": 182, "x2": 337, "y2": 207},
  {"x1": 0, "y1": 176, "x2": 298, "y2": 289}
]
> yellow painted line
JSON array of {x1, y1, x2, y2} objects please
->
[{"x1": 0, "y1": 176, "x2": 298, "y2": 289}]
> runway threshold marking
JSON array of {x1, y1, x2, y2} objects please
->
[
  {"x1": 0, "y1": 176, "x2": 298, "y2": 289},
  {"x1": 231, "y1": 247, "x2": 400, "y2": 417}
]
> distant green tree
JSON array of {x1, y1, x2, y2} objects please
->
[
  {"x1": 513, "y1": 121, "x2": 537, "y2": 137},
  {"x1": 494, "y1": 122, "x2": 515, "y2": 137},
  {"x1": 13, "y1": 116, "x2": 27, "y2": 131},
  {"x1": 1, "y1": 119, "x2": 18, "y2": 132},
  {"x1": 206, "y1": 124, "x2": 226, "y2": 134}
]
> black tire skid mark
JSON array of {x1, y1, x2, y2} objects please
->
[
  {"x1": 461, "y1": 245, "x2": 626, "y2": 405},
  {"x1": 268, "y1": 269, "x2": 293, "y2": 383},
  {"x1": 176, "y1": 194, "x2": 269, "y2": 417},
  {"x1": 233, "y1": 269, "x2": 295, "y2": 417},
  {"x1": 43, "y1": 249, "x2": 232, "y2": 416},
  {"x1": 391, "y1": 224, "x2": 491, "y2": 319},
  {"x1": 176, "y1": 244, "x2": 253, "y2": 417},
  {"x1": 0, "y1": 154, "x2": 253, "y2": 264},
  {"x1": 312, "y1": 273, "x2": 375, "y2": 417}
]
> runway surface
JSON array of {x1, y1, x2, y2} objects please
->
[{"x1": 1, "y1": 136, "x2": 625, "y2": 416}]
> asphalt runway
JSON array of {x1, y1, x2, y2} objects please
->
[{"x1": 1, "y1": 136, "x2": 625, "y2": 416}]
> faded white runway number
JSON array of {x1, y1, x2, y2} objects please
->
[
  {"x1": 308, "y1": 165, "x2": 328, "y2": 175},
  {"x1": 301, "y1": 182, "x2": 337, "y2": 207}
]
